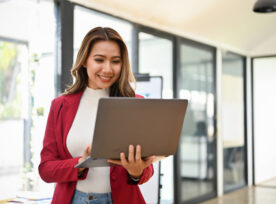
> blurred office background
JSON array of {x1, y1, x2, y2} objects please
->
[{"x1": 0, "y1": 0, "x2": 276, "y2": 203}]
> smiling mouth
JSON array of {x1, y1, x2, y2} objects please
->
[{"x1": 98, "y1": 75, "x2": 113, "y2": 80}]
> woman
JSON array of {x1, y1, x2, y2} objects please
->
[{"x1": 39, "y1": 27, "x2": 154, "y2": 204}]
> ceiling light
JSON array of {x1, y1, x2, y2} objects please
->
[{"x1": 253, "y1": 0, "x2": 276, "y2": 13}]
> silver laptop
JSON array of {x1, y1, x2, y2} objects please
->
[{"x1": 75, "y1": 97, "x2": 188, "y2": 168}]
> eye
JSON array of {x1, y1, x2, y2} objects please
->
[
  {"x1": 112, "y1": 60, "x2": 121, "y2": 64},
  {"x1": 95, "y1": 58, "x2": 104, "y2": 63}
]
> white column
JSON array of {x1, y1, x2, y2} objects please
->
[
  {"x1": 216, "y1": 48, "x2": 224, "y2": 196},
  {"x1": 246, "y1": 57, "x2": 253, "y2": 186}
]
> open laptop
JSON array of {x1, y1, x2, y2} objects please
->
[{"x1": 75, "y1": 97, "x2": 188, "y2": 168}]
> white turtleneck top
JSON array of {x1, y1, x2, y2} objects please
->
[{"x1": 66, "y1": 87, "x2": 111, "y2": 193}]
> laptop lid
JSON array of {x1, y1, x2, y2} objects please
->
[{"x1": 90, "y1": 98, "x2": 188, "y2": 160}]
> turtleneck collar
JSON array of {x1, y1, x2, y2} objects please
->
[{"x1": 84, "y1": 86, "x2": 109, "y2": 98}]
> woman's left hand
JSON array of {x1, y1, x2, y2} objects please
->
[{"x1": 108, "y1": 145, "x2": 155, "y2": 178}]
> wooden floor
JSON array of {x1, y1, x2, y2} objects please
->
[{"x1": 200, "y1": 178, "x2": 276, "y2": 204}]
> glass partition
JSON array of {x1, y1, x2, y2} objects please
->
[
  {"x1": 178, "y1": 42, "x2": 216, "y2": 202},
  {"x1": 139, "y1": 32, "x2": 173, "y2": 99},
  {"x1": 138, "y1": 31, "x2": 174, "y2": 203},
  {"x1": 222, "y1": 52, "x2": 246, "y2": 191},
  {"x1": 0, "y1": 0, "x2": 55, "y2": 197},
  {"x1": 0, "y1": 40, "x2": 28, "y2": 196}
]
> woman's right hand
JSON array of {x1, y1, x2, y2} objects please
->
[{"x1": 78, "y1": 144, "x2": 92, "y2": 172}]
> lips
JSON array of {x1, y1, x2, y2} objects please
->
[{"x1": 97, "y1": 74, "x2": 113, "y2": 82}]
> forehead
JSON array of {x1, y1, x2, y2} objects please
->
[{"x1": 91, "y1": 40, "x2": 121, "y2": 56}]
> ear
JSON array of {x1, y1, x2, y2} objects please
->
[{"x1": 83, "y1": 63, "x2": 87, "y2": 68}]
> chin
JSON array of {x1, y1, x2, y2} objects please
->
[{"x1": 98, "y1": 83, "x2": 113, "y2": 89}]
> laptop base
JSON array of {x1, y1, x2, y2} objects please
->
[{"x1": 74, "y1": 156, "x2": 110, "y2": 168}]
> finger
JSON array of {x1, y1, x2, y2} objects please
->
[
  {"x1": 120, "y1": 152, "x2": 128, "y2": 166},
  {"x1": 152, "y1": 156, "x2": 166, "y2": 163},
  {"x1": 88, "y1": 144, "x2": 92, "y2": 152},
  {"x1": 147, "y1": 155, "x2": 156, "y2": 160},
  {"x1": 83, "y1": 145, "x2": 91, "y2": 158},
  {"x1": 135, "y1": 145, "x2": 142, "y2": 162},
  {"x1": 107, "y1": 159, "x2": 122, "y2": 166},
  {"x1": 144, "y1": 156, "x2": 155, "y2": 167},
  {"x1": 86, "y1": 144, "x2": 92, "y2": 155},
  {"x1": 128, "y1": 145, "x2": 134, "y2": 163}
]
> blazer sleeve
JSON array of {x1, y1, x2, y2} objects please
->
[
  {"x1": 138, "y1": 164, "x2": 154, "y2": 185},
  {"x1": 127, "y1": 164, "x2": 154, "y2": 185},
  {"x1": 38, "y1": 99, "x2": 89, "y2": 183}
]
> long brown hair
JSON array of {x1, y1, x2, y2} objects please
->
[{"x1": 64, "y1": 27, "x2": 136, "y2": 97}]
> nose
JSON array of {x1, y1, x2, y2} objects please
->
[{"x1": 102, "y1": 61, "x2": 112, "y2": 74}]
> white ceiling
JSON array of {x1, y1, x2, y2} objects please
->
[{"x1": 71, "y1": 0, "x2": 276, "y2": 56}]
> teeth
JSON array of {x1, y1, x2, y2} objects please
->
[{"x1": 99, "y1": 75, "x2": 112, "y2": 80}]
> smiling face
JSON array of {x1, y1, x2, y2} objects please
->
[{"x1": 84, "y1": 40, "x2": 122, "y2": 90}]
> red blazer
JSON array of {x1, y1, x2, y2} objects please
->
[{"x1": 39, "y1": 91, "x2": 153, "y2": 204}]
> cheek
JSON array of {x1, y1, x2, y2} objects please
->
[
  {"x1": 86, "y1": 62, "x2": 99, "y2": 74},
  {"x1": 114, "y1": 65, "x2": 122, "y2": 76},
  {"x1": 86, "y1": 68, "x2": 94, "y2": 78}
]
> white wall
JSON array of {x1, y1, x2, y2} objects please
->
[{"x1": 253, "y1": 57, "x2": 276, "y2": 184}]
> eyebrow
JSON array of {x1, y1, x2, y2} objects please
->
[{"x1": 93, "y1": 54, "x2": 121, "y2": 59}]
